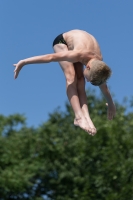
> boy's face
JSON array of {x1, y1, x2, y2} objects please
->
[{"x1": 83, "y1": 67, "x2": 104, "y2": 86}]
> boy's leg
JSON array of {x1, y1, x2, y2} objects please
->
[
  {"x1": 53, "y1": 44, "x2": 92, "y2": 134},
  {"x1": 74, "y1": 62, "x2": 97, "y2": 135}
]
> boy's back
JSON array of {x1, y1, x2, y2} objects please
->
[{"x1": 63, "y1": 30, "x2": 102, "y2": 60}]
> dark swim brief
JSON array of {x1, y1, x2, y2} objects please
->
[{"x1": 53, "y1": 34, "x2": 67, "y2": 47}]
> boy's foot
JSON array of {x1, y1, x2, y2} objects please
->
[
  {"x1": 74, "y1": 117, "x2": 94, "y2": 135},
  {"x1": 85, "y1": 117, "x2": 97, "y2": 136}
]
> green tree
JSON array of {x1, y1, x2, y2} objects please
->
[{"x1": 0, "y1": 89, "x2": 133, "y2": 200}]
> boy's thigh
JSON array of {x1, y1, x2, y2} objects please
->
[
  {"x1": 74, "y1": 62, "x2": 85, "y2": 90},
  {"x1": 74, "y1": 62, "x2": 84, "y2": 79},
  {"x1": 58, "y1": 60, "x2": 75, "y2": 76},
  {"x1": 53, "y1": 44, "x2": 75, "y2": 78}
]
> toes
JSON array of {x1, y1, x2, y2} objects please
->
[
  {"x1": 87, "y1": 128, "x2": 93, "y2": 136},
  {"x1": 92, "y1": 128, "x2": 97, "y2": 133},
  {"x1": 87, "y1": 128, "x2": 97, "y2": 136},
  {"x1": 91, "y1": 128, "x2": 97, "y2": 136},
  {"x1": 74, "y1": 119, "x2": 79, "y2": 126},
  {"x1": 84, "y1": 128, "x2": 92, "y2": 135},
  {"x1": 74, "y1": 122, "x2": 79, "y2": 127}
]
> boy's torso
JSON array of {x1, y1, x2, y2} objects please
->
[{"x1": 63, "y1": 29, "x2": 102, "y2": 59}]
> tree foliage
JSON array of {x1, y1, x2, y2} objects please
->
[{"x1": 0, "y1": 89, "x2": 133, "y2": 200}]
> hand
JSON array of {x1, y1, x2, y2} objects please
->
[
  {"x1": 13, "y1": 60, "x2": 24, "y2": 79},
  {"x1": 106, "y1": 102, "x2": 116, "y2": 120}
]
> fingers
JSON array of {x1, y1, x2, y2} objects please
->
[
  {"x1": 14, "y1": 68, "x2": 17, "y2": 79},
  {"x1": 13, "y1": 60, "x2": 24, "y2": 79},
  {"x1": 107, "y1": 112, "x2": 115, "y2": 120},
  {"x1": 13, "y1": 64, "x2": 22, "y2": 79},
  {"x1": 106, "y1": 102, "x2": 116, "y2": 120},
  {"x1": 14, "y1": 71, "x2": 17, "y2": 79},
  {"x1": 13, "y1": 64, "x2": 17, "y2": 79},
  {"x1": 107, "y1": 108, "x2": 116, "y2": 120},
  {"x1": 14, "y1": 68, "x2": 20, "y2": 79},
  {"x1": 107, "y1": 114, "x2": 112, "y2": 120}
]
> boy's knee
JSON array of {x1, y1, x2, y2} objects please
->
[{"x1": 65, "y1": 73, "x2": 77, "y2": 85}]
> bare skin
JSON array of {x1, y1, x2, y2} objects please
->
[{"x1": 14, "y1": 29, "x2": 116, "y2": 136}]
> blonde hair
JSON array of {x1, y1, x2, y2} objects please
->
[{"x1": 89, "y1": 60, "x2": 112, "y2": 86}]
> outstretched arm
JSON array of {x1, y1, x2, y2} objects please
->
[
  {"x1": 99, "y1": 83, "x2": 116, "y2": 120},
  {"x1": 13, "y1": 51, "x2": 100, "y2": 79},
  {"x1": 13, "y1": 51, "x2": 83, "y2": 79}
]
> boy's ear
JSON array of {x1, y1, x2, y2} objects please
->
[{"x1": 86, "y1": 65, "x2": 90, "y2": 70}]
